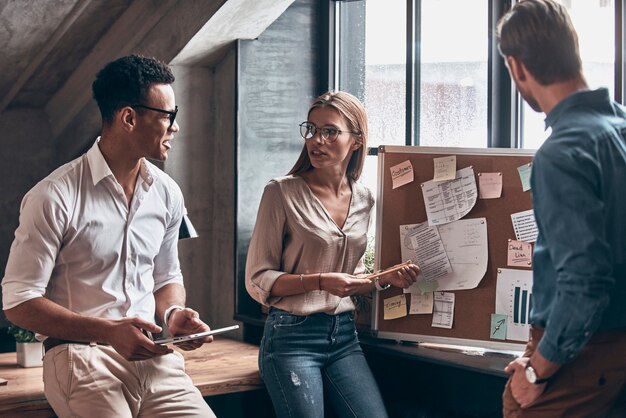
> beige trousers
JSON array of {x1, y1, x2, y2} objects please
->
[{"x1": 43, "y1": 344, "x2": 216, "y2": 418}]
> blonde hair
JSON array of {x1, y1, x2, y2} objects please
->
[{"x1": 288, "y1": 91, "x2": 368, "y2": 182}]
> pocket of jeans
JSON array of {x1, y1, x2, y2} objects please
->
[{"x1": 272, "y1": 313, "x2": 308, "y2": 328}]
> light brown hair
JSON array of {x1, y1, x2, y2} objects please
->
[{"x1": 288, "y1": 90, "x2": 368, "y2": 182}]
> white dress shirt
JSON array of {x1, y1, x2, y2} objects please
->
[{"x1": 2, "y1": 139, "x2": 185, "y2": 323}]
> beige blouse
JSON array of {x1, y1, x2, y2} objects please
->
[{"x1": 245, "y1": 175, "x2": 375, "y2": 315}]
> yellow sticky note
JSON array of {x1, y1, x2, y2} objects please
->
[
  {"x1": 390, "y1": 160, "x2": 414, "y2": 189},
  {"x1": 383, "y1": 294, "x2": 408, "y2": 320},
  {"x1": 433, "y1": 155, "x2": 457, "y2": 181}
]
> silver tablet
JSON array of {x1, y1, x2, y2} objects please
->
[{"x1": 153, "y1": 325, "x2": 239, "y2": 345}]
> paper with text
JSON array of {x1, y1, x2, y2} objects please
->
[
  {"x1": 491, "y1": 313, "x2": 508, "y2": 340},
  {"x1": 478, "y1": 172, "x2": 503, "y2": 199},
  {"x1": 433, "y1": 155, "x2": 457, "y2": 181},
  {"x1": 422, "y1": 166, "x2": 477, "y2": 226},
  {"x1": 432, "y1": 292, "x2": 455, "y2": 329},
  {"x1": 408, "y1": 222, "x2": 453, "y2": 281},
  {"x1": 409, "y1": 292, "x2": 434, "y2": 314},
  {"x1": 401, "y1": 218, "x2": 488, "y2": 292},
  {"x1": 384, "y1": 294, "x2": 408, "y2": 320},
  {"x1": 511, "y1": 209, "x2": 538, "y2": 243},
  {"x1": 507, "y1": 239, "x2": 532, "y2": 268},
  {"x1": 390, "y1": 160, "x2": 414, "y2": 189},
  {"x1": 495, "y1": 268, "x2": 533, "y2": 342}
]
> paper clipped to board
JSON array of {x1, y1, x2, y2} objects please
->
[
  {"x1": 421, "y1": 166, "x2": 477, "y2": 226},
  {"x1": 400, "y1": 218, "x2": 488, "y2": 292},
  {"x1": 390, "y1": 160, "x2": 414, "y2": 189},
  {"x1": 433, "y1": 155, "x2": 457, "y2": 182},
  {"x1": 478, "y1": 172, "x2": 503, "y2": 199}
]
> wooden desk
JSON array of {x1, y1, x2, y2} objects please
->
[{"x1": 0, "y1": 338, "x2": 263, "y2": 418}]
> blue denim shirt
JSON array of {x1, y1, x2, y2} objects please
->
[{"x1": 531, "y1": 88, "x2": 626, "y2": 364}]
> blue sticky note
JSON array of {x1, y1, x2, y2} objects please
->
[
  {"x1": 517, "y1": 163, "x2": 532, "y2": 192},
  {"x1": 491, "y1": 313, "x2": 508, "y2": 340}
]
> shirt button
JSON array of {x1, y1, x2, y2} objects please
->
[{"x1": 584, "y1": 331, "x2": 591, "y2": 337}]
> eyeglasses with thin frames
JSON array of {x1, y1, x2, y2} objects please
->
[
  {"x1": 299, "y1": 121, "x2": 360, "y2": 143},
  {"x1": 132, "y1": 104, "x2": 178, "y2": 128}
]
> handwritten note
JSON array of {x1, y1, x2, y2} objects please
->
[
  {"x1": 433, "y1": 155, "x2": 457, "y2": 181},
  {"x1": 478, "y1": 172, "x2": 503, "y2": 199},
  {"x1": 390, "y1": 160, "x2": 414, "y2": 189},
  {"x1": 511, "y1": 209, "x2": 538, "y2": 243},
  {"x1": 507, "y1": 239, "x2": 532, "y2": 268},
  {"x1": 517, "y1": 163, "x2": 532, "y2": 192},
  {"x1": 409, "y1": 292, "x2": 434, "y2": 314},
  {"x1": 421, "y1": 166, "x2": 477, "y2": 226},
  {"x1": 384, "y1": 294, "x2": 408, "y2": 320},
  {"x1": 432, "y1": 292, "x2": 455, "y2": 329}
]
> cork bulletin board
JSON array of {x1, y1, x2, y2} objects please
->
[{"x1": 372, "y1": 145, "x2": 535, "y2": 351}]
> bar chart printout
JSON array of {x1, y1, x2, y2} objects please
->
[{"x1": 495, "y1": 268, "x2": 533, "y2": 342}]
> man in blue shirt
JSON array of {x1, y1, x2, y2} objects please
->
[{"x1": 497, "y1": 1, "x2": 626, "y2": 416}]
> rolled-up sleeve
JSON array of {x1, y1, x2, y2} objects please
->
[
  {"x1": 2, "y1": 183, "x2": 67, "y2": 309},
  {"x1": 245, "y1": 181, "x2": 287, "y2": 306},
  {"x1": 153, "y1": 179, "x2": 185, "y2": 291},
  {"x1": 533, "y1": 144, "x2": 614, "y2": 364}
]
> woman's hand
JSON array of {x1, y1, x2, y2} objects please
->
[
  {"x1": 378, "y1": 262, "x2": 420, "y2": 289},
  {"x1": 320, "y1": 273, "x2": 372, "y2": 297}
]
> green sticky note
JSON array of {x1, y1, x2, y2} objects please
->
[
  {"x1": 517, "y1": 163, "x2": 532, "y2": 192},
  {"x1": 417, "y1": 280, "x2": 439, "y2": 293},
  {"x1": 491, "y1": 313, "x2": 508, "y2": 340}
]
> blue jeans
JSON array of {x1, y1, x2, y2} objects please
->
[{"x1": 259, "y1": 308, "x2": 388, "y2": 418}]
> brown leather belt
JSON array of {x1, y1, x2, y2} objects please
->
[{"x1": 43, "y1": 338, "x2": 108, "y2": 353}]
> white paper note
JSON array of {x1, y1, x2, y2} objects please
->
[
  {"x1": 432, "y1": 292, "x2": 455, "y2": 329},
  {"x1": 401, "y1": 218, "x2": 488, "y2": 292},
  {"x1": 511, "y1": 209, "x2": 538, "y2": 243},
  {"x1": 421, "y1": 166, "x2": 477, "y2": 226},
  {"x1": 408, "y1": 223, "x2": 453, "y2": 281},
  {"x1": 409, "y1": 292, "x2": 434, "y2": 314}
]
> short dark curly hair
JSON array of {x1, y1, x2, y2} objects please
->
[{"x1": 92, "y1": 54, "x2": 175, "y2": 124}]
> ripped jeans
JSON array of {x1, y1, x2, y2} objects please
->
[{"x1": 259, "y1": 308, "x2": 388, "y2": 418}]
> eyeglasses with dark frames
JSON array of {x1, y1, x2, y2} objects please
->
[
  {"x1": 299, "y1": 121, "x2": 360, "y2": 143},
  {"x1": 132, "y1": 104, "x2": 178, "y2": 128}
]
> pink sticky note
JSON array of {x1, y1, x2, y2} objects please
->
[
  {"x1": 507, "y1": 239, "x2": 532, "y2": 268},
  {"x1": 478, "y1": 172, "x2": 503, "y2": 199}
]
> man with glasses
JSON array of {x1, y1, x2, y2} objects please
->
[
  {"x1": 497, "y1": 1, "x2": 626, "y2": 416},
  {"x1": 2, "y1": 55, "x2": 216, "y2": 417}
]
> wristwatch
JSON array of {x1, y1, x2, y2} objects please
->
[
  {"x1": 525, "y1": 363, "x2": 551, "y2": 385},
  {"x1": 374, "y1": 277, "x2": 391, "y2": 291}
]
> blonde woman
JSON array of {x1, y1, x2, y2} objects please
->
[{"x1": 246, "y1": 91, "x2": 419, "y2": 418}]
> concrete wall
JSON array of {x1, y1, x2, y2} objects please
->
[
  {"x1": 168, "y1": 48, "x2": 239, "y2": 336},
  {"x1": 0, "y1": 109, "x2": 55, "y2": 329}
]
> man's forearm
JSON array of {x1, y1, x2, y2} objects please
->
[
  {"x1": 154, "y1": 283, "x2": 186, "y2": 326},
  {"x1": 4, "y1": 297, "x2": 110, "y2": 342}
]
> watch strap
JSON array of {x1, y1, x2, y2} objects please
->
[{"x1": 374, "y1": 277, "x2": 391, "y2": 291}]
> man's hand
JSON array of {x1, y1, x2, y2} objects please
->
[
  {"x1": 504, "y1": 357, "x2": 547, "y2": 408},
  {"x1": 105, "y1": 317, "x2": 172, "y2": 361},
  {"x1": 167, "y1": 307, "x2": 212, "y2": 351}
]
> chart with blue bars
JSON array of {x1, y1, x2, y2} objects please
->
[{"x1": 495, "y1": 268, "x2": 533, "y2": 342}]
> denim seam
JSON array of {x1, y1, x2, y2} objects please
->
[
  {"x1": 267, "y1": 352, "x2": 294, "y2": 418},
  {"x1": 322, "y1": 367, "x2": 358, "y2": 418}
]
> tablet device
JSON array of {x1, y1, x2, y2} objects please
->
[{"x1": 153, "y1": 324, "x2": 239, "y2": 345}]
